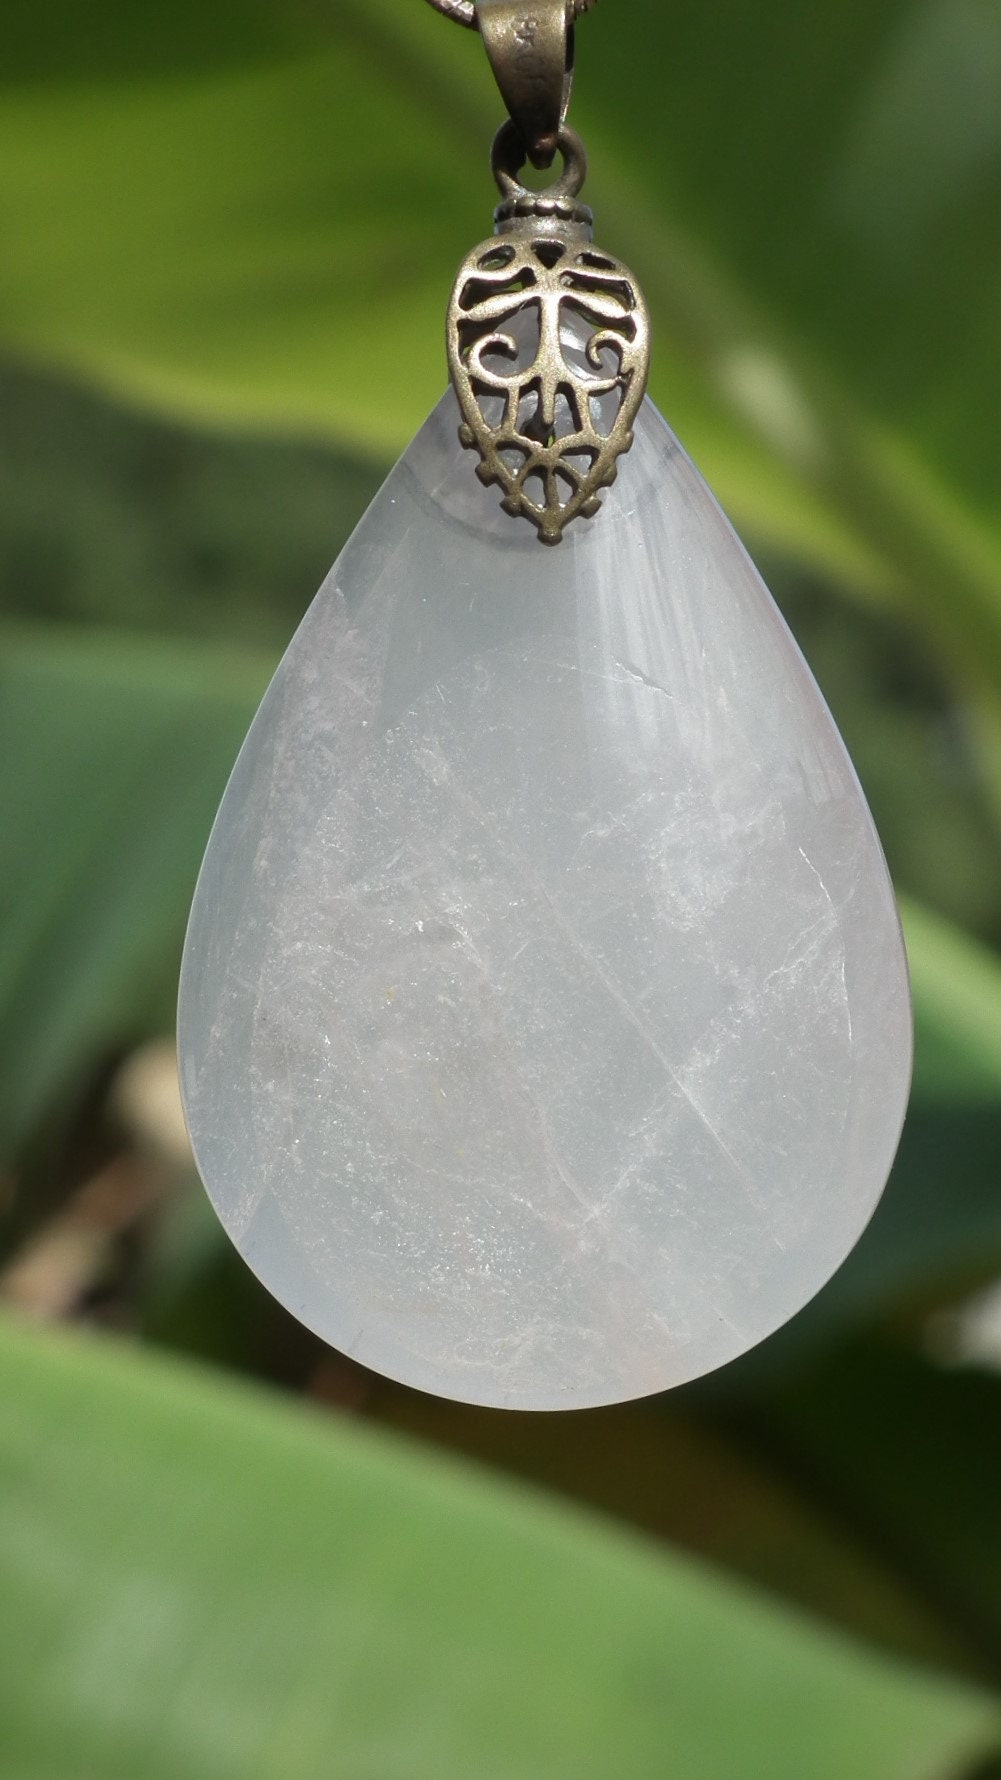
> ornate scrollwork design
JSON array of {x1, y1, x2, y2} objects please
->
[{"x1": 447, "y1": 229, "x2": 650, "y2": 544}]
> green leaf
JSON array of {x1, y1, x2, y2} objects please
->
[
  {"x1": 0, "y1": 1311, "x2": 995, "y2": 1779},
  {"x1": 2, "y1": 0, "x2": 1000, "y2": 686},
  {"x1": 0, "y1": 624, "x2": 265, "y2": 1156}
]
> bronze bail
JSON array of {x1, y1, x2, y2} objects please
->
[{"x1": 476, "y1": 0, "x2": 574, "y2": 170}]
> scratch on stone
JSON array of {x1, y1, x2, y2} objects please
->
[
  {"x1": 613, "y1": 658, "x2": 675, "y2": 699},
  {"x1": 798, "y1": 845, "x2": 851, "y2": 1043},
  {"x1": 797, "y1": 845, "x2": 826, "y2": 892},
  {"x1": 490, "y1": 646, "x2": 674, "y2": 696}
]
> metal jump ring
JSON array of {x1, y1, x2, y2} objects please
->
[
  {"x1": 491, "y1": 119, "x2": 588, "y2": 201},
  {"x1": 424, "y1": 0, "x2": 598, "y2": 29}
]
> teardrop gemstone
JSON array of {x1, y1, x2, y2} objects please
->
[{"x1": 178, "y1": 391, "x2": 911, "y2": 1410}]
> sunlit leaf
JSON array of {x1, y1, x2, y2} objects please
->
[
  {"x1": 0, "y1": 1312, "x2": 995, "y2": 1779},
  {"x1": 1, "y1": 0, "x2": 999, "y2": 679}
]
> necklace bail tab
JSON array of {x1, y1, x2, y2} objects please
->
[{"x1": 476, "y1": 0, "x2": 574, "y2": 170}]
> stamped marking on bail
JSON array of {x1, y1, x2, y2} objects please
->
[{"x1": 512, "y1": 14, "x2": 546, "y2": 92}]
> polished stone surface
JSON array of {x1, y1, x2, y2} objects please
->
[{"x1": 178, "y1": 388, "x2": 912, "y2": 1409}]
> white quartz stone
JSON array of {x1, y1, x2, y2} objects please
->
[{"x1": 177, "y1": 388, "x2": 912, "y2": 1410}]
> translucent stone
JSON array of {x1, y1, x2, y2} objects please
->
[{"x1": 178, "y1": 389, "x2": 911, "y2": 1410}]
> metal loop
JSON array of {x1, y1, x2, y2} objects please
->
[
  {"x1": 423, "y1": 0, "x2": 598, "y2": 28},
  {"x1": 491, "y1": 119, "x2": 588, "y2": 202},
  {"x1": 478, "y1": 0, "x2": 573, "y2": 169}
]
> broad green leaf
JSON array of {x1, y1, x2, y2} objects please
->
[
  {"x1": 0, "y1": 1311, "x2": 996, "y2": 1779},
  {"x1": 0, "y1": 625, "x2": 268, "y2": 1155},
  {"x1": 1, "y1": 0, "x2": 1000, "y2": 692}
]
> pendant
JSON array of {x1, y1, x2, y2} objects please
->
[
  {"x1": 178, "y1": 379, "x2": 911, "y2": 1409},
  {"x1": 177, "y1": 0, "x2": 911, "y2": 1409}
]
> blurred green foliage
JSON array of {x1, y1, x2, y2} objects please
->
[
  {"x1": 1, "y1": 1, "x2": 1000, "y2": 1774},
  {"x1": 4, "y1": 1314, "x2": 997, "y2": 1780}
]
